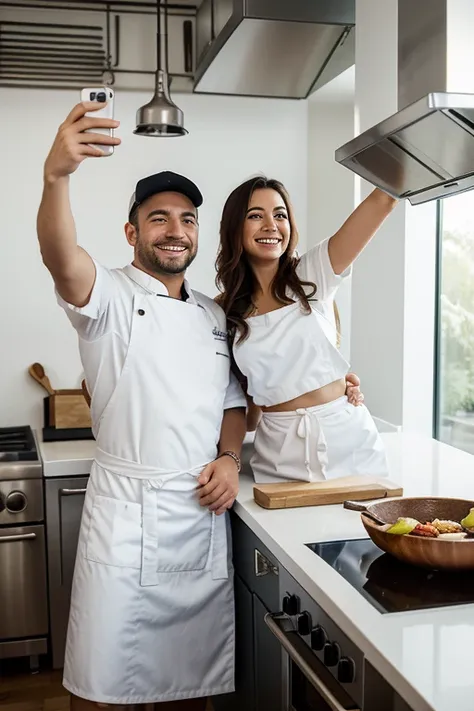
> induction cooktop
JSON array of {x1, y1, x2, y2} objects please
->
[{"x1": 307, "y1": 538, "x2": 474, "y2": 614}]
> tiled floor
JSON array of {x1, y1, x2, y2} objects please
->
[{"x1": 0, "y1": 661, "x2": 213, "y2": 711}]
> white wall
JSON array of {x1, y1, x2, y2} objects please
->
[
  {"x1": 0, "y1": 88, "x2": 307, "y2": 428},
  {"x1": 307, "y1": 69, "x2": 355, "y2": 361}
]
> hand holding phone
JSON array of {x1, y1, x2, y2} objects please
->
[
  {"x1": 80, "y1": 87, "x2": 116, "y2": 156},
  {"x1": 43, "y1": 95, "x2": 120, "y2": 182}
]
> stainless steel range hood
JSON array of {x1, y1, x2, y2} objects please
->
[
  {"x1": 335, "y1": 0, "x2": 474, "y2": 205},
  {"x1": 194, "y1": 0, "x2": 355, "y2": 99}
]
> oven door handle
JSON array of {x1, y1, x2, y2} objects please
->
[
  {"x1": 58, "y1": 487, "x2": 87, "y2": 585},
  {"x1": 59, "y1": 488, "x2": 87, "y2": 496},
  {"x1": 264, "y1": 613, "x2": 360, "y2": 711},
  {"x1": 0, "y1": 533, "x2": 36, "y2": 543}
]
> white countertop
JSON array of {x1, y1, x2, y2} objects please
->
[
  {"x1": 39, "y1": 433, "x2": 97, "y2": 477},
  {"x1": 38, "y1": 430, "x2": 474, "y2": 711}
]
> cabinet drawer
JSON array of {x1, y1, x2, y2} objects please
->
[{"x1": 231, "y1": 513, "x2": 280, "y2": 612}]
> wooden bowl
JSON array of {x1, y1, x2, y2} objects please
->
[{"x1": 356, "y1": 497, "x2": 474, "y2": 570}]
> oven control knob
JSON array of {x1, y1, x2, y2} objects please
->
[
  {"x1": 282, "y1": 594, "x2": 300, "y2": 616},
  {"x1": 338, "y1": 657, "x2": 356, "y2": 684},
  {"x1": 296, "y1": 611, "x2": 312, "y2": 636},
  {"x1": 0, "y1": 493, "x2": 5, "y2": 513},
  {"x1": 6, "y1": 490, "x2": 27, "y2": 513},
  {"x1": 311, "y1": 625, "x2": 328, "y2": 651},
  {"x1": 323, "y1": 642, "x2": 341, "y2": 667}
]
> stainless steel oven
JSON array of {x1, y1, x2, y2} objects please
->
[
  {"x1": 267, "y1": 567, "x2": 414, "y2": 711},
  {"x1": 0, "y1": 427, "x2": 48, "y2": 666},
  {"x1": 265, "y1": 613, "x2": 361, "y2": 711}
]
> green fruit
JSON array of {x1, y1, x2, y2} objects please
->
[
  {"x1": 461, "y1": 507, "x2": 474, "y2": 530},
  {"x1": 386, "y1": 517, "x2": 419, "y2": 535}
]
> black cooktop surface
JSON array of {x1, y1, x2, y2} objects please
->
[
  {"x1": 307, "y1": 538, "x2": 474, "y2": 614},
  {"x1": 0, "y1": 426, "x2": 38, "y2": 461}
]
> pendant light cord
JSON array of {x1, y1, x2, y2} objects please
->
[
  {"x1": 156, "y1": 0, "x2": 169, "y2": 75},
  {"x1": 164, "y1": 1, "x2": 169, "y2": 75},
  {"x1": 156, "y1": 0, "x2": 162, "y2": 71}
]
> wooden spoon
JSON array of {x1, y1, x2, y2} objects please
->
[{"x1": 28, "y1": 362, "x2": 55, "y2": 395}]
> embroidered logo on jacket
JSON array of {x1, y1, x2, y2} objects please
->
[{"x1": 213, "y1": 326, "x2": 228, "y2": 342}]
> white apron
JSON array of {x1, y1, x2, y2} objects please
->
[
  {"x1": 63, "y1": 292, "x2": 235, "y2": 704},
  {"x1": 251, "y1": 396, "x2": 389, "y2": 484}
]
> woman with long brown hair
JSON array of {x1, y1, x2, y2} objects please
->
[{"x1": 216, "y1": 177, "x2": 397, "y2": 483}]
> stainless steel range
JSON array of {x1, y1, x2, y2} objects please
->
[
  {"x1": 266, "y1": 566, "x2": 414, "y2": 711},
  {"x1": 0, "y1": 426, "x2": 48, "y2": 668}
]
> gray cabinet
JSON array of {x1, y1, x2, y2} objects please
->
[
  {"x1": 234, "y1": 573, "x2": 255, "y2": 710},
  {"x1": 45, "y1": 476, "x2": 88, "y2": 669},
  {"x1": 214, "y1": 513, "x2": 282, "y2": 711}
]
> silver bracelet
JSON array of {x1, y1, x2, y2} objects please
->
[{"x1": 218, "y1": 450, "x2": 241, "y2": 473}]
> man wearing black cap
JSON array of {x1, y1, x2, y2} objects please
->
[{"x1": 37, "y1": 101, "x2": 246, "y2": 711}]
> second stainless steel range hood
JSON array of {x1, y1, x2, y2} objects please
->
[
  {"x1": 335, "y1": 0, "x2": 474, "y2": 205},
  {"x1": 194, "y1": 0, "x2": 355, "y2": 100}
]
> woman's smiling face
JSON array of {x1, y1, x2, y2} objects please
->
[{"x1": 242, "y1": 188, "x2": 291, "y2": 264}]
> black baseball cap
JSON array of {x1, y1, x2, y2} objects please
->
[{"x1": 128, "y1": 171, "x2": 203, "y2": 219}]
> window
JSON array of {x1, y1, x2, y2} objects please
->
[{"x1": 435, "y1": 192, "x2": 474, "y2": 453}]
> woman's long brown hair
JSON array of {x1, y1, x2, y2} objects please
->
[{"x1": 215, "y1": 176, "x2": 317, "y2": 342}]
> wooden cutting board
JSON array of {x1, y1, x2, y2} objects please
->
[
  {"x1": 253, "y1": 475, "x2": 403, "y2": 510},
  {"x1": 49, "y1": 390, "x2": 92, "y2": 429}
]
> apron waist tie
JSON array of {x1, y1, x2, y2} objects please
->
[
  {"x1": 95, "y1": 447, "x2": 207, "y2": 481},
  {"x1": 295, "y1": 409, "x2": 329, "y2": 481},
  {"x1": 94, "y1": 448, "x2": 228, "y2": 587}
]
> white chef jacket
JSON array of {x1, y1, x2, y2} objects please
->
[
  {"x1": 233, "y1": 237, "x2": 352, "y2": 407},
  {"x1": 57, "y1": 261, "x2": 245, "y2": 453}
]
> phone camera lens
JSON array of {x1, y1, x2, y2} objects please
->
[
  {"x1": 97, "y1": 91, "x2": 106, "y2": 102},
  {"x1": 89, "y1": 92, "x2": 96, "y2": 101}
]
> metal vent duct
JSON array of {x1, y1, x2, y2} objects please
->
[
  {"x1": 0, "y1": 14, "x2": 110, "y2": 89},
  {"x1": 0, "y1": 1, "x2": 196, "y2": 92}
]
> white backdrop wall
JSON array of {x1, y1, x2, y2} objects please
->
[{"x1": 0, "y1": 88, "x2": 308, "y2": 427}]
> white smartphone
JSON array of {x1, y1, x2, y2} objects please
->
[{"x1": 80, "y1": 86, "x2": 115, "y2": 156}]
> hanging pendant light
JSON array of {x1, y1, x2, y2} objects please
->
[{"x1": 134, "y1": 0, "x2": 188, "y2": 137}]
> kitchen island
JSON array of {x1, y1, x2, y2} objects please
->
[{"x1": 39, "y1": 431, "x2": 474, "y2": 711}]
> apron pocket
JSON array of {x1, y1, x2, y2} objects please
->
[
  {"x1": 85, "y1": 494, "x2": 142, "y2": 569},
  {"x1": 155, "y1": 482, "x2": 213, "y2": 573}
]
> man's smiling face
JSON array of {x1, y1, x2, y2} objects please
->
[{"x1": 128, "y1": 191, "x2": 199, "y2": 276}]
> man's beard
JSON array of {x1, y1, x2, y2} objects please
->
[{"x1": 135, "y1": 234, "x2": 197, "y2": 275}]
